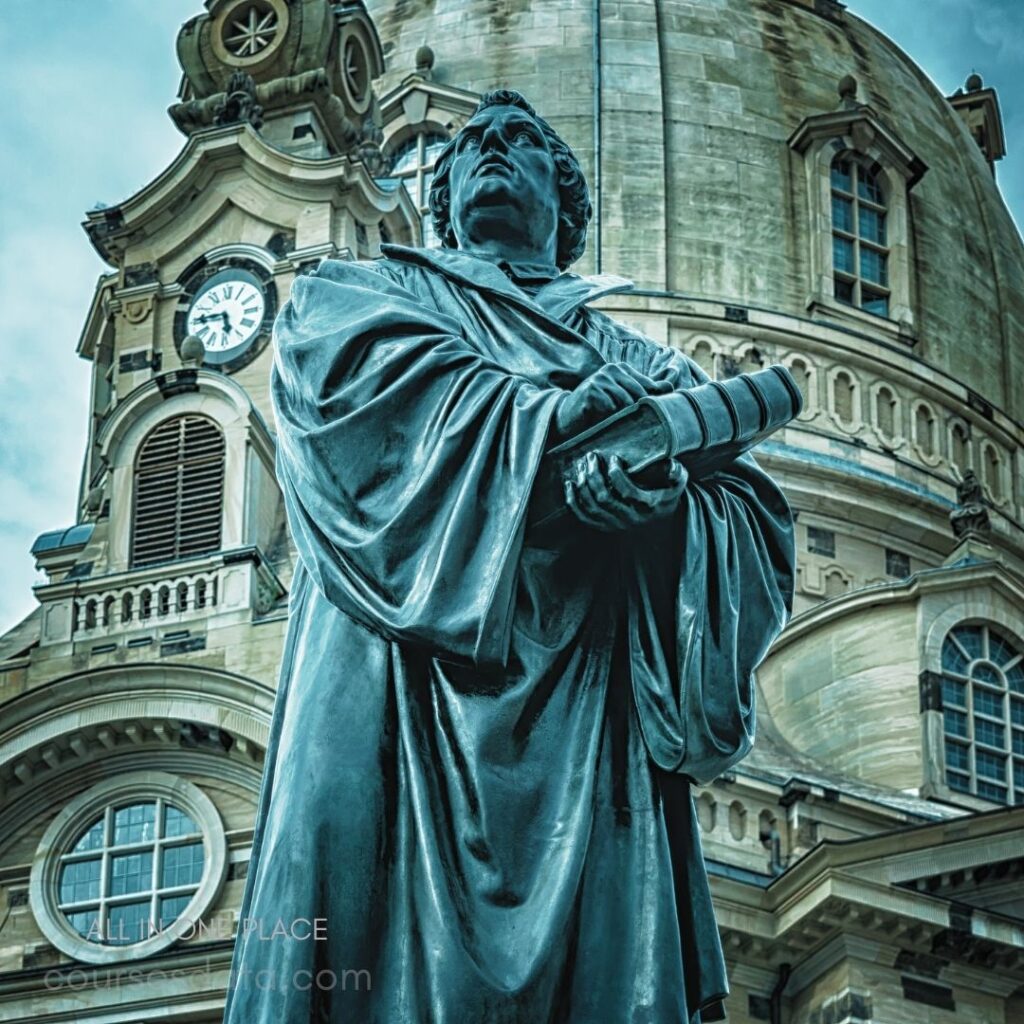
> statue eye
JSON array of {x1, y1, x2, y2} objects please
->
[
  {"x1": 461, "y1": 133, "x2": 481, "y2": 150},
  {"x1": 512, "y1": 130, "x2": 535, "y2": 146}
]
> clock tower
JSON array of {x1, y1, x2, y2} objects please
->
[{"x1": 0, "y1": 2, "x2": 419, "y2": 1016}]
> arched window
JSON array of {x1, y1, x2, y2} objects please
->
[
  {"x1": 831, "y1": 156, "x2": 889, "y2": 317},
  {"x1": 941, "y1": 623, "x2": 1024, "y2": 804},
  {"x1": 389, "y1": 131, "x2": 449, "y2": 247},
  {"x1": 131, "y1": 416, "x2": 225, "y2": 568}
]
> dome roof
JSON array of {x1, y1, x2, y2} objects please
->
[{"x1": 366, "y1": 0, "x2": 1024, "y2": 419}]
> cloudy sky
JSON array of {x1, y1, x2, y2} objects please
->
[{"x1": 0, "y1": 0, "x2": 1022, "y2": 635}]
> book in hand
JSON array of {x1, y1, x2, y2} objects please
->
[{"x1": 529, "y1": 363, "x2": 803, "y2": 529}]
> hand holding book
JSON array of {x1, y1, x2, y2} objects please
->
[
  {"x1": 564, "y1": 450, "x2": 689, "y2": 532},
  {"x1": 551, "y1": 362, "x2": 673, "y2": 443},
  {"x1": 534, "y1": 363, "x2": 802, "y2": 530}
]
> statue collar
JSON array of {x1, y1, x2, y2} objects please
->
[{"x1": 379, "y1": 243, "x2": 635, "y2": 323}]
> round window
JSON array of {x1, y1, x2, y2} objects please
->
[{"x1": 30, "y1": 773, "x2": 227, "y2": 964}]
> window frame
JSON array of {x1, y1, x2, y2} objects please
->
[
  {"x1": 385, "y1": 128, "x2": 451, "y2": 248},
  {"x1": 788, "y1": 108, "x2": 926, "y2": 344},
  {"x1": 29, "y1": 772, "x2": 227, "y2": 964},
  {"x1": 829, "y1": 155, "x2": 891, "y2": 317},
  {"x1": 939, "y1": 623, "x2": 1024, "y2": 806}
]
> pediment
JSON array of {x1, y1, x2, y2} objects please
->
[
  {"x1": 788, "y1": 103, "x2": 928, "y2": 187},
  {"x1": 379, "y1": 75, "x2": 480, "y2": 142}
]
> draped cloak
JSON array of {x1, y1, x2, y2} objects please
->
[{"x1": 221, "y1": 244, "x2": 796, "y2": 1024}]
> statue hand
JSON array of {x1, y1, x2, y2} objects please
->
[
  {"x1": 553, "y1": 363, "x2": 672, "y2": 442},
  {"x1": 565, "y1": 451, "x2": 687, "y2": 532}
]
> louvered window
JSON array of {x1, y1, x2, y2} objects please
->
[{"x1": 131, "y1": 416, "x2": 225, "y2": 567}]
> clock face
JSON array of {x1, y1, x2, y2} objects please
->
[{"x1": 185, "y1": 269, "x2": 266, "y2": 358}]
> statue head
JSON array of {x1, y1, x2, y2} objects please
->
[{"x1": 427, "y1": 90, "x2": 592, "y2": 270}]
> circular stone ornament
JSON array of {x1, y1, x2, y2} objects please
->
[
  {"x1": 212, "y1": 0, "x2": 290, "y2": 68},
  {"x1": 338, "y1": 27, "x2": 372, "y2": 114}
]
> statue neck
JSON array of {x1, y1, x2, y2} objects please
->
[{"x1": 458, "y1": 244, "x2": 559, "y2": 283}]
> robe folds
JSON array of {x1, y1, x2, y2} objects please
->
[{"x1": 221, "y1": 244, "x2": 796, "y2": 1024}]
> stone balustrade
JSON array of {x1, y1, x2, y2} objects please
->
[
  {"x1": 34, "y1": 547, "x2": 286, "y2": 649},
  {"x1": 71, "y1": 570, "x2": 221, "y2": 640}
]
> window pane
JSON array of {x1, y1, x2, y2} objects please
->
[
  {"x1": 1014, "y1": 729, "x2": 1024, "y2": 755},
  {"x1": 1012, "y1": 700, "x2": 1024, "y2": 728},
  {"x1": 885, "y1": 549, "x2": 910, "y2": 577},
  {"x1": 858, "y1": 169, "x2": 884, "y2": 204},
  {"x1": 974, "y1": 688, "x2": 1004, "y2": 718},
  {"x1": 947, "y1": 771, "x2": 971, "y2": 793},
  {"x1": 859, "y1": 205, "x2": 887, "y2": 245},
  {"x1": 860, "y1": 247, "x2": 888, "y2": 286},
  {"x1": 389, "y1": 139, "x2": 420, "y2": 175},
  {"x1": 942, "y1": 677, "x2": 966, "y2": 707},
  {"x1": 976, "y1": 718, "x2": 1005, "y2": 748},
  {"x1": 974, "y1": 662, "x2": 1002, "y2": 686},
  {"x1": 988, "y1": 631, "x2": 1017, "y2": 667},
  {"x1": 976, "y1": 749, "x2": 1005, "y2": 781},
  {"x1": 861, "y1": 290, "x2": 889, "y2": 317},
  {"x1": 59, "y1": 858, "x2": 101, "y2": 903},
  {"x1": 110, "y1": 851, "x2": 154, "y2": 896},
  {"x1": 833, "y1": 236, "x2": 855, "y2": 274},
  {"x1": 1014, "y1": 761, "x2": 1024, "y2": 792},
  {"x1": 942, "y1": 639, "x2": 969, "y2": 676},
  {"x1": 66, "y1": 909, "x2": 102, "y2": 943},
  {"x1": 114, "y1": 803, "x2": 156, "y2": 845},
  {"x1": 107, "y1": 900, "x2": 152, "y2": 945},
  {"x1": 831, "y1": 159, "x2": 852, "y2": 192},
  {"x1": 977, "y1": 780, "x2": 1008, "y2": 803},
  {"x1": 834, "y1": 277, "x2": 855, "y2": 306},
  {"x1": 1007, "y1": 664, "x2": 1024, "y2": 695},
  {"x1": 163, "y1": 805, "x2": 199, "y2": 839},
  {"x1": 832, "y1": 195, "x2": 854, "y2": 233},
  {"x1": 161, "y1": 842, "x2": 205, "y2": 888},
  {"x1": 807, "y1": 526, "x2": 835, "y2": 557},
  {"x1": 72, "y1": 816, "x2": 106, "y2": 853},
  {"x1": 944, "y1": 740, "x2": 969, "y2": 771},
  {"x1": 943, "y1": 708, "x2": 968, "y2": 738},
  {"x1": 158, "y1": 894, "x2": 194, "y2": 931},
  {"x1": 422, "y1": 134, "x2": 448, "y2": 163},
  {"x1": 953, "y1": 625, "x2": 984, "y2": 659}
]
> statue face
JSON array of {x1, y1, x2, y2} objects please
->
[{"x1": 447, "y1": 104, "x2": 560, "y2": 259}]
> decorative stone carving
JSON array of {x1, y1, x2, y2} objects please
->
[
  {"x1": 213, "y1": 70, "x2": 264, "y2": 128},
  {"x1": 355, "y1": 113, "x2": 389, "y2": 176},
  {"x1": 949, "y1": 469, "x2": 991, "y2": 539}
]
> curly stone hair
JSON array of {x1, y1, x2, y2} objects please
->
[{"x1": 427, "y1": 90, "x2": 592, "y2": 270}]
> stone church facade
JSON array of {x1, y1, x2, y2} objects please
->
[{"x1": 1, "y1": 0, "x2": 1022, "y2": 1021}]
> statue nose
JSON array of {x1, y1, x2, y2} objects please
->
[{"x1": 480, "y1": 123, "x2": 509, "y2": 154}]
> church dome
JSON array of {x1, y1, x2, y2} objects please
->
[{"x1": 367, "y1": 0, "x2": 1023, "y2": 420}]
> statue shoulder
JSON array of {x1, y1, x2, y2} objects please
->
[
  {"x1": 579, "y1": 306, "x2": 702, "y2": 386},
  {"x1": 308, "y1": 255, "x2": 412, "y2": 288}
]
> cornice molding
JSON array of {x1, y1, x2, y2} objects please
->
[
  {"x1": 83, "y1": 125, "x2": 418, "y2": 265},
  {"x1": 771, "y1": 557, "x2": 1024, "y2": 652}
]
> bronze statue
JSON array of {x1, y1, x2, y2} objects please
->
[{"x1": 222, "y1": 89, "x2": 796, "y2": 1024}]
